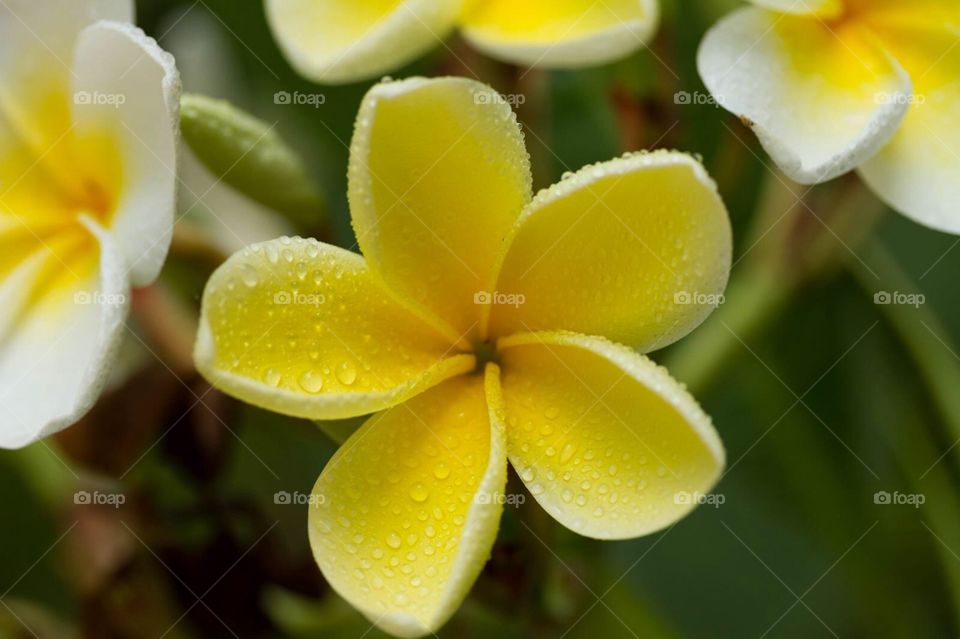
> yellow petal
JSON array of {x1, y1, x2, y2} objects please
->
[
  {"x1": 194, "y1": 237, "x2": 475, "y2": 421},
  {"x1": 308, "y1": 366, "x2": 507, "y2": 638},
  {"x1": 265, "y1": 0, "x2": 462, "y2": 84},
  {"x1": 487, "y1": 151, "x2": 731, "y2": 352},
  {"x1": 460, "y1": 0, "x2": 658, "y2": 68},
  {"x1": 854, "y1": 0, "x2": 960, "y2": 32},
  {"x1": 349, "y1": 77, "x2": 532, "y2": 340},
  {"x1": 857, "y1": 20, "x2": 960, "y2": 233},
  {"x1": 498, "y1": 331, "x2": 724, "y2": 540},
  {"x1": 697, "y1": 7, "x2": 912, "y2": 184},
  {"x1": 748, "y1": 0, "x2": 842, "y2": 17}
]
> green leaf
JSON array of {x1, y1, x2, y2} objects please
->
[{"x1": 179, "y1": 93, "x2": 326, "y2": 227}]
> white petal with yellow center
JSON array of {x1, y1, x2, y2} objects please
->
[
  {"x1": 857, "y1": 20, "x2": 960, "y2": 233},
  {"x1": 697, "y1": 7, "x2": 912, "y2": 184},
  {"x1": 0, "y1": 0, "x2": 179, "y2": 446},
  {"x1": 0, "y1": 0, "x2": 133, "y2": 153},
  {"x1": 72, "y1": 21, "x2": 180, "y2": 286},
  {"x1": 748, "y1": 0, "x2": 842, "y2": 17},
  {"x1": 0, "y1": 220, "x2": 128, "y2": 449}
]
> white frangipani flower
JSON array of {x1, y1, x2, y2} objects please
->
[
  {"x1": 0, "y1": 0, "x2": 180, "y2": 448},
  {"x1": 698, "y1": 0, "x2": 960, "y2": 234}
]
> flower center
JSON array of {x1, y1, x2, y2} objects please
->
[
  {"x1": 473, "y1": 339, "x2": 499, "y2": 373},
  {"x1": 0, "y1": 90, "x2": 123, "y2": 231}
]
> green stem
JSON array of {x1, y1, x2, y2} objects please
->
[
  {"x1": 849, "y1": 241, "x2": 960, "y2": 629},
  {"x1": 850, "y1": 243, "x2": 960, "y2": 451},
  {"x1": 667, "y1": 175, "x2": 885, "y2": 394}
]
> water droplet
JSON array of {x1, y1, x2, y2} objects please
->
[
  {"x1": 560, "y1": 443, "x2": 577, "y2": 464},
  {"x1": 410, "y1": 483, "x2": 429, "y2": 503},
  {"x1": 263, "y1": 369, "x2": 281, "y2": 387},
  {"x1": 433, "y1": 463, "x2": 450, "y2": 480},
  {"x1": 336, "y1": 362, "x2": 358, "y2": 386},
  {"x1": 298, "y1": 370, "x2": 324, "y2": 393},
  {"x1": 239, "y1": 264, "x2": 259, "y2": 287},
  {"x1": 386, "y1": 532, "x2": 402, "y2": 549}
]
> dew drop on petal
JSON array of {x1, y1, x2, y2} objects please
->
[
  {"x1": 298, "y1": 370, "x2": 324, "y2": 393},
  {"x1": 409, "y1": 483, "x2": 429, "y2": 503},
  {"x1": 263, "y1": 368, "x2": 281, "y2": 387},
  {"x1": 337, "y1": 362, "x2": 358, "y2": 386},
  {"x1": 386, "y1": 532, "x2": 402, "y2": 549}
]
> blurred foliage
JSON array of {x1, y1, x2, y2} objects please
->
[
  {"x1": 179, "y1": 94, "x2": 326, "y2": 229},
  {"x1": 2, "y1": 0, "x2": 960, "y2": 637}
]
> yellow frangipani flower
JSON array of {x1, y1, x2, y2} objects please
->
[
  {"x1": 0, "y1": 0, "x2": 180, "y2": 448},
  {"x1": 265, "y1": 0, "x2": 659, "y2": 84},
  {"x1": 195, "y1": 76, "x2": 731, "y2": 637},
  {"x1": 698, "y1": 0, "x2": 960, "y2": 233}
]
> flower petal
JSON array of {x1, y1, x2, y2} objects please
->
[
  {"x1": 856, "y1": 0, "x2": 960, "y2": 31},
  {"x1": 265, "y1": 0, "x2": 462, "y2": 84},
  {"x1": 194, "y1": 237, "x2": 475, "y2": 421},
  {"x1": 349, "y1": 77, "x2": 532, "y2": 340},
  {"x1": 0, "y1": 0, "x2": 133, "y2": 149},
  {"x1": 0, "y1": 220, "x2": 128, "y2": 449},
  {"x1": 487, "y1": 151, "x2": 731, "y2": 352},
  {"x1": 460, "y1": 0, "x2": 658, "y2": 68},
  {"x1": 747, "y1": 0, "x2": 841, "y2": 17},
  {"x1": 72, "y1": 21, "x2": 180, "y2": 286},
  {"x1": 857, "y1": 24, "x2": 960, "y2": 234},
  {"x1": 498, "y1": 331, "x2": 724, "y2": 540},
  {"x1": 308, "y1": 366, "x2": 507, "y2": 638},
  {"x1": 697, "y1": 7, "x2": 912, "y2": 184}
]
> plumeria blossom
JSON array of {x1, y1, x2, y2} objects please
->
[
  {"x1": 265, "y1": 0, "x2": 659, "y2": 84},
  {"x1": 0, "y1": 0, "x2": 180, "y2": 448},
  {"x1": 195, "y1": 76, "x2": 731, "y2": 637},
  {"x1": 698, "y1": 0, "x2": 960, "y2": 234}
]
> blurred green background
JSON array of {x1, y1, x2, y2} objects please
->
[{"x1": 3, "y1": 0, "x2": 960, "y2": 637}]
